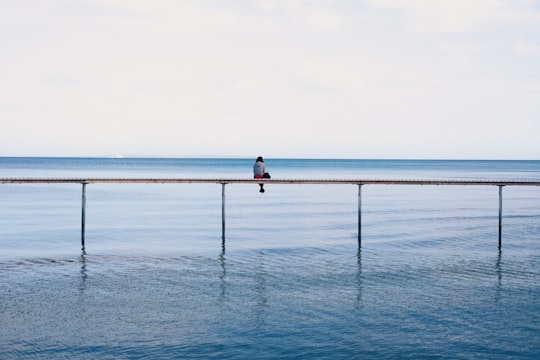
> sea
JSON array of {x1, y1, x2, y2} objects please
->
[{"x1": 1, "y1": 157, "x2": 539, "y2": 359}]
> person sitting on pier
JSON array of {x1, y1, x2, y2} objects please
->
[{"x1": 253, "y1": 156, "x2": 270, "y2": 193}]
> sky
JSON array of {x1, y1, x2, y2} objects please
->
[{"x1": 1, "y1": 0, "x2": 540, "y2": 159}]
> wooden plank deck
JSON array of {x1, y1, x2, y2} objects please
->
[{"x1": 1, "y1": 178, "x2": 540, "y2": 186}]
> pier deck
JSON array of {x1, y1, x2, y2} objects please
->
[
  {"x1": 2, "y1": 178, "x2": 540, "y2": 251},
  {"x1": 2, "y1": 178, "x2": 540, "y2": 186}
]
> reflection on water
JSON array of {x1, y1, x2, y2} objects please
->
[
  {"x1": 1, "y1": 243, "x2": 539, "y2": 359},
  {"x1": 495, "y1": 250, "x2": 502, "y2": 303},
  {"x1": 219, "y1": 248, "x2": 227, "y2": 301},
  {"x1": 254, "y1": 251, "x2": 268, "y2": 328},
  {"x1": 79, "y1": 251, "x2": 88, "y2": 290},
  {"x1": 356, "y1": 248, "x2": 363, "y2": 308}
]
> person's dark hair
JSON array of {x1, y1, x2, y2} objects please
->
[{"x1": 256, "y1": 156, "x2": 264, "y2": 162}]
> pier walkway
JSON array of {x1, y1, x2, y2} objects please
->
[{"x1": 2, "y1": 178, "x2": 540, "y2": 251}]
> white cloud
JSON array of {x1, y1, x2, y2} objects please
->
[
  {"x1": 364, "y1": 0, "x2": 540, "y2": 32},
  {"x1": 297, "y1": 58, "x2": 367, "y2": 90},
  {"x1": 514, "y1": 40, "x2": 540, "y2": 55},
  {"x1": 306, "y1": 11, "x2": 345, "y2": 32},
  {"x1": 438, "y1": 41, "x2": 478, "y2": 67},
  {"x1": 95, "y1": 0, "x2": 239, "y2": 34}
]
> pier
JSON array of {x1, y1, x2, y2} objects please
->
[{"x1": 2, "y1": 178, "x2": 540, "y2": 251}]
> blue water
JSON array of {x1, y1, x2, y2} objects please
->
[{"x1": 1, "y1": 158, "x2": 540, "y2": 359}]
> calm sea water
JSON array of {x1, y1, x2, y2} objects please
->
[{"x1": 1, "y1": 158, "x2": 540, "y2": 359}]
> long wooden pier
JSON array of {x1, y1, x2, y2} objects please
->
[{"x1": 2, "y1": 178, "x2": 540, "y2": 251}]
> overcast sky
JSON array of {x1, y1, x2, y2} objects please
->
[{"x1": 2, "y1": 0, "x2": 540, "y2": 159}]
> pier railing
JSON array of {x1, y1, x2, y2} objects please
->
[{"x1": 2, "y1": 178, "x2": 540, "y2": 251}]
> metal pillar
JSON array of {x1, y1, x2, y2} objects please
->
[
  {"x1": 358, "y1": 184, "x2": 362, "y2": 248},
  {"x1": 221, "y1": 183, "x2": 226, "y2": 246},
  {"x1": 498, "y1": 185, "x2": 503, "y2": 251},
  {"x1": 81, "y1": 183, "x2": 87, "y2": 251}
]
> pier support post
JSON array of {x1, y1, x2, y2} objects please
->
[
  {"x1": 221, "y1": 183, "x2": 226, "y2": 246},
  {"x1": 498, "y1": 185, "x2": 503, "y2": 251},
  {"x1": 81, "y1": 183, "x2": 87, "y2": 251},
  {"x1": 358, "y1": 184, "x2": 362, "y2": 248}
]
